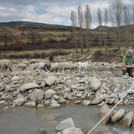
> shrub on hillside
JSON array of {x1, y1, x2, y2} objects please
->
[{"x1": 13, "y1": 37, "x2": 23, "y2": 50}]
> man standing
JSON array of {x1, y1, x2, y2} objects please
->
[
  {"x1": 49, "y1": 55, "x2": 53, "y2": 62},
  {"x1": 122, "y1": 49, "x2": 134, "y2": 77}
]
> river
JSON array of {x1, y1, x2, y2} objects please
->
[{"x1": 0, "y1": 104, "x2": 134, "y2": 134}]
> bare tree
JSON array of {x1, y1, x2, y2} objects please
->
[
  {"x1": 132, "y1": 7, "x2": 134, "y2": 48},
  {"x1": 97, "y1": 8, "x2": 102, "y2": 52},
  {"x1": 77, "y1": 5, "x2": 84, "y2": 53},
  {"x1": 84, "y1": 5, "x2": 92, "y2": 52},
  {"x1": 110, "y1": 13, "x2": 115, "y2": 27},
  {"x1": 104, "y1": 8, "x2": 109, "y2": 51},
  {"x1": 124, "y1": 6, "x2": 131, "y2": 48},
  {"x1": 70, "y1": 10, "x2": 78, "y2": 53},
  {"x1": 109, "y1": 0, "x2": 123, "y2": 49},
  {"x1": 114, "y1": 0, "x2": 123, "y2": 50},
  {"x1": 0, "y1": 27, "x2": 14, "y2": 46}
]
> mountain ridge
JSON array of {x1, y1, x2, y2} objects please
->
[{"x1": 0, "y1": 21, "x2": 72, "y2": 30}]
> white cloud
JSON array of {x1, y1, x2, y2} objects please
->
[{"x1": 0, "y1": 0, "x2": 134, "y2": 28}]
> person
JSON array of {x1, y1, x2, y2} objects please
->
[
  {"x1": 49, "y1": 55, "x2": 53, "y2": 62},
  {"x1": 122, "y1": 49, "x2": 134, "y2": 77}
]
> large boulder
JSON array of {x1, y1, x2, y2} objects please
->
[
  {"x1": 45, "y1": 76, "x2": 58, "y2": 86},
  {"x1": 57, "y1": 127, "x2": 83, "y2": 134},
  {"x1": 56, "y1": 118, "x2": 75, "y2": 131},
  {"x1": 89, "y1": 76, "x2": 101, "y2": 91},
  {"x1": 99, "y1": 104, "x2": 112, "y2": 124},
  {"x1": 29, "y1": 89, "x2": 44, "y2": 103},
  {"x1": 13, "y1": 98, "x2": 25, "y2": 106},
  {"x1": 111, "y1": 109, "x2": 125, "y2": 123},
  {"x1": 19, "y1": 83, "x2": 39, "y2": 92},
  {"x1": 92, "y1": 94, "x2": 107, "y2": 104},
  {"x1": 44, "y1": 89, "x2": 56, "y2": 99},
  {"x1": 121, "y1": 111, "x2": 133, "y2": 127}
]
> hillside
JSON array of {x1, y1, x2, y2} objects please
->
[
  {"x1": 0, "y1": 21, "x2": 72, "y2": 30},
  {"x1": 0, "y1": 21, "x2": 133, "y2": 32}
]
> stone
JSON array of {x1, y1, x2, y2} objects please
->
[
  {"x1": 37, "y1": 104, "x2": 44, "y2": 108},
  {"x1": 111, "y1": 109, "x2": 125, "y2": 123},
  {"x1": 56, "y1": 118, "x2": 75, "y2": 131},
  {"x1": 89, "y1": 76, "x2": 101, "y2": 91},
  {"x1": 53, "y1": 95, "x2": 59, "y2": 100},
  {"x1": 82, "y1": 100, "x2": 91, "y2": 106},
  {"x1": 45, "y1": 76, "x2": 57, "y2": 86},
  {"x1": 101, "y1": 83, "x2": 109, "y2": 91},
  {"x1": 45, "y1": 89, "x2": 56, "y2": 99},
  {"x1": 92, "y1": 94, "x2": 107, "y2": 105},
  {"x1": 57, "y1": 127, "x2": 83, "y2": 134},
  {"x1": 29, "y1": 89, "x2": 44, "y2": 103},
  {"x1": 75, "y1": 100, "x2": 81, "y2": 104},
  {"x1": 12, "y1": 91, "x2": 20, "y2": 97},
  {"x1": 76, "y1": 93, "x2": 82, "y2": 98},
  {"x1": 108, "y1": 98, "x2": 115, "y2": 104},
  {"x1": 121, "y1": 111, "x2": 133, "y2": 127},
  {"x1": 39, "y1": 128, "x2": 46, "y2": 134},
  {"x1": 25, "y1": 101, "x2": 36, "y2": 107},
  {"x1": 99, "y1": 104, "x2": 112, "y2": 124},
  {"x1": 11, "y1": 76, "x2": 20, "y2": 81},
  {"x1": 58, "y1": 96, "x2": 66, "y2": 104},
  {"x1": 50, "y1": 100, "x2": 60, "y2": 108},
  {"x1": 19, "y1": 83, "x2": 39, "y2": 92},
  {"x1": 0, "y1": 83, "x2": 6, "y2": 91},
  {"x1": 5, "y1": 85, "x2": 11, "y2": 92},
  {"x1": 119, "y1": 92, "x2": 127, "y2": 99},
  {"x1": 13, "y1": 98, "x2": 25, "y2": 106}
]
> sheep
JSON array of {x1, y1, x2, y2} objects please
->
[
  {"x1": 50, "y1": 62, "x2": 59, "y2": 72},
  {"x1": 0, "y1": 59, "x2": 12, "y2": 72},
  {"x1": 50, "y1": 62, "x2": 77, "y2": 72},
  {"x1": 77, "y1": 60, "x2": 91, "y2": 72}
]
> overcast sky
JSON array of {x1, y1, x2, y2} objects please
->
[{"x1": 0, "y1": 0, "x2": 134, "y2": 28}]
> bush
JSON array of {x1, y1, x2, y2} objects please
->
[{"x1": 13, "y1": 37, "x2": 23, "y2": 50}]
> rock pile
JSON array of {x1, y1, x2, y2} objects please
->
[
  {"x1": 100, "y1": 104, "x2": 134, "y2": 128},
  {"x1": 0, "y1": 58, "x2": 133, "y2": 110},
  {"x1": 1, "y1": 58, "x2": 134, "y2": 133}
]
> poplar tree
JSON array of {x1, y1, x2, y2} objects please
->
[
  {"x1": 70, "y1": 11, "x2": 78, "y2": 52},
  {"x1": 104, "y1": 8, "x2": 109, "y2": 51},
  {"x1": 97, "y1": 8, "x2": 102, "y2": 52},
  {"x1": 84, "y1": 5, "x2": 92, "y2": 52},
  {"x1": 77, "y1": 5, "x2": 84, "y2": 53}
]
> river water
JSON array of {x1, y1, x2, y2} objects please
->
[{"x1": 0, "y1": 104, "x2": 134, "y2": 134}]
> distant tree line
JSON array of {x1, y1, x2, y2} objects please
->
[
  {"x1": 70, "y1": 0, "x2": 134, "y2": 53},
  {"x1": 0, "y1": 28, "x2": 43, "y2": 50}
]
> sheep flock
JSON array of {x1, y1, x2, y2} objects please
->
[{"x1": 0, "y1": 58, "x2": 121, "y2": 73}]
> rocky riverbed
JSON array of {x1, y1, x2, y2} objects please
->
[{"x1": 0, "y1": 58, "x2": 134, "y2": 133}]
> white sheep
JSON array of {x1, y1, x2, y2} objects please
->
[
  {"x1": 0, "y1": 59, "x2": 12, "y2": 72},
  {"x1": 50, "y1": 62, "x2": 59, "y2": 72},
  {"x1": 77, "y1": 60, "x2": 91, "y2": 72},
  {"x1": 50, "y1": 62, "x2": 77, "y2": 72}
]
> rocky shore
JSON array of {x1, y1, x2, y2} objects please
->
[{"x1": 1, "y1": 57, "x2": 134, "y2": 133}]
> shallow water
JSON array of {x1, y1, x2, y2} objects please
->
[{"x1": 0, "y1": 104, "x2": 134, "y2": 134}]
